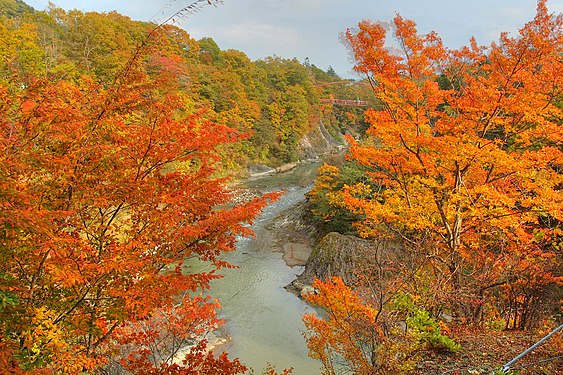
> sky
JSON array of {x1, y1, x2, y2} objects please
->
[{"x1": 24, "y1": 0, "x2": 563, "y2": 78}]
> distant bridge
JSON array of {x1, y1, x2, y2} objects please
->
[
  {"x1": 315, "y1": 81, "x2": 370, "y2": 87},
  {"x1": 315, "y1": 81, "x2": 370, "y2": 106},
  {"x1": 320, "y1": 98, "x2": 368, "y2": 107}
]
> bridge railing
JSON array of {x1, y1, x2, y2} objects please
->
[{"x1": 320, "y1": 99, "x2": 368, "y2": 106}]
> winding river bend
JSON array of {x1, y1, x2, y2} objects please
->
[{"x1": 189, "y1": 162, "x2": 324, "y2": 374}]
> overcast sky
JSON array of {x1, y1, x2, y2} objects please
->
[{"x1": 25, "y1": 0, "x2": 563, "y2": 78}]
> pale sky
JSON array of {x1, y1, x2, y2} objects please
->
[{"x1": 24, "y1": 0, "x2": 563, "y2": 78}]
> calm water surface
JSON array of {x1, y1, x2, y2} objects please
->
[{"x1": 186, "y1": 162, "x2": 324, "y2": 374}]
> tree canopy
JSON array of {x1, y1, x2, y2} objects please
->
[
  {"x1": 0, "y1": 4, "x2": 280, "y2": 374},
  {"x1": 304, "y1": 1, "x2": 562, "y2": 372}
]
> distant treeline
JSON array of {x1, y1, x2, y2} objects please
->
[{"x1": 0, "y1": 0, "x2": 374, "y2": 171}]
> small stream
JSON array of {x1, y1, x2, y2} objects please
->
[{"x1": 186, "y1": 162, "x2": 325, "y2": 374}]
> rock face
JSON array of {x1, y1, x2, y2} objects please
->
[
  {"x1": 296, "y1": 232, "x2": 375, "y2": 286},
  {"x1": 268, "y1": 200, "x2": 318, "y2": 267},
  {"x1": 298, "y1": 120, "x2": 341, "y2": 160},
  {"x1": 288, "y1": 231, "x2": 403, "y2": 297},
  {"x1": 282, "y1": 242, "x2": 312, "y2": 267},
  {"x1": 248, "y1": 120, "x2": 342, "y2": 179}
]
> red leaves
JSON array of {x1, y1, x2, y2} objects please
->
[
  {"x1": 155, "y1": 341, "x2": 247, "y2": 375},
  {"x1": 0, "y1": 32, "x2": 273, "y2": 374},
  {"x1": 112, "y1": 296, "x2": 235, "y2": 374}
]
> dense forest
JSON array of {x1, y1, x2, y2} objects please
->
[
  {"x1": 0, "y1": 0, "x2": 561, "y2": 374},
  {"x1": 0, "y1": 0, "x2": 374, "y2": 373},
  {"x1": 0, "y1": 0, "x2": 373, "y2": 173}
]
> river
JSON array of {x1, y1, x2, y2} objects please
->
[{"x1": 185, "y1": 161, "x2": 325, "y2": 374}]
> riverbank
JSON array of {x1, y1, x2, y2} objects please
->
[
  {"x1": 192, "y1": 163, "x2": 326, "y2": 374},
  {"x1": 268, "y1": 200, "x2": 317, "y2": 267}
]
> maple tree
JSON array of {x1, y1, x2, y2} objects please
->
[
  {"x1": 303, "y1": 277, "x2": 461, "y2": 374},
  {"x1": 303, "y1": 277, "x2": 386, "y2": 375},
  {"x1": 304, "y1": 2, "x2": 561, "y2": 373},
  {"x1": 339, "y1": 1, "x2": 562, "y2": 323},
  {"x1": 0, "y1": 17, "x2": 277, "y2": 375}
]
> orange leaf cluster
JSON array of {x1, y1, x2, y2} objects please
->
[
  {"x1": 0, "y1": 26, "x2": 276, "y2": 374},
  {"x1": 340, "y1": 1, "x2": 562, "y2": 323}
]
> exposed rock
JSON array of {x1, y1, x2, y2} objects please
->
[
  {"x1": 282, "y1": 242, "x2": 311, "y2": 267},
  {"x1": 248, "y1": 163, "x2": 276, "y2": 178},
  {"x1": 296, "y1": 232, "x2": 375, "y2": 286},
  {"x1": 275, "y1": 162, "x2": 298, "y2": 173},
  {"x1": 270, "y1": 199, "x2": 315, "y2": 232},
  {"x1": 292, "y1": 232, "x2": 403, "y2": 293},
  {"x1": 248, "y1": 120, "x2": 342, "y2": 180},
  {"x1": 300, "y1": 285, "x2": 318, "y2": 298},
  {"x1": 285, "y1": 280, "x2": 318, "y2": 298},
  {"x1": 268, "y1": 201, "x2": 317, "y2": 267},
  {"x1": 319, "y1": 120, "x2": 341, "y2": 147},
  {"x1": 298, "y1": 120, "x2": 341, "y2": 160}
]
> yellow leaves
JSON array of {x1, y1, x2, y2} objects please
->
[
  {"x1": 315, "y1": 163, "x2": 340, "y2": 185},
  {"x1": 303, "y1": 277, "x2": 383, "y2": 374},
  {"x1": 308, "y1": 163, "x2": 353, "y2": 223},
  {"x1": 344, "y1": 181, "x2": 372, "y2": 198},
  {"x1": 346, "y1": 7, "x2": 562, "y2": 239},
  {"x1": 21, "y1": 307, "x2": 101, "y2": 373},
  {"x1": 336, "y1": 7, "x2": 563, "y2": 330},
  {"x1": 267, "y1": 101, "x2": 284, "y2": 131},
  {"x1": 0, "y1": 19, "x2": 45, "y2": 78}
]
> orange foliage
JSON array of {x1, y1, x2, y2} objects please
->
[
  {"x1": 341, "y1": 1, "x2": 562, "y2": 323},
  {"x1": 303, "y1": 277, "x2": 385, "y2": 374},
  {"x1": 0, "y1": 30, "x2": 276, "y2": 374}
]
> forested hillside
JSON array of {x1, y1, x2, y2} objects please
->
[
  {"x1": 0, "y1": 0, "x2": 356, "y2": 373},
  {"x1": 2, "y1": 0, "x2": 561, "y2": 374},
  {"x1": 0, "y1": 1, "x2": 373, "y2": 173}
]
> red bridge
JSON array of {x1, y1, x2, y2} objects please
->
[
  {"x1": 320, "y1": 99, "x2": 368, "y2": 106},
  {"x1": 315, "y1": 81, "x2": 370, "y2": 106},
  {"x1": 315, "y1": 81, "x2": 370, "y2": 87}
]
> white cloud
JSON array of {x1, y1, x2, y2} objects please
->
[
  {"x1": 23, "y1": 0, "x2": 555, "y2": 78},
  {"x1": 217, "y1": 23, "x2": 300, "y2": 46},
  {"x1": 188, "y1": 21, "x2": 301, "y2": 58}
]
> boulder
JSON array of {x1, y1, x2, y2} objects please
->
[
  {"x1": 248, "y1": 164, "x2": 275, "y2": 178},
  {"x1": 296, "y1": 232, "x2": 375, "y2": 286},
  {"x1": 275, "y1": 162, "x2": 298, "y2": 173}
]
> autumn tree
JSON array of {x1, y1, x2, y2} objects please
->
[
  {"x1": 339, "y1": 1, "x2": 562, "y2": 324},
  {"x1": 307, "y1": 161, "x2": 371, "y2": 235},
  {"x1": 303, "y1": 277, "x2": 460, "y2": 374},
  {"x1": 303, "y1": 7, "x2": 562, "y2": 372},
  {"x1": 303, "y1": 277, "x2": 386, "y2": 375},
  {"x1": 0, "y1": 4, "x2": 276, "y2": 374},
  {"x1": 0, "y1": 0, "x2": 33, "y2": 18}
]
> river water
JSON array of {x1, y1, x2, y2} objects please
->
[{"x1": 187, "y1": 162, "x2": 324, "y2": 374}]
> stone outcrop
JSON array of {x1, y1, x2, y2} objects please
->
[
  {"x1": 288, "y1": 231, "x2": 402, "y2": 297},
  {"x1": 268, "y1": 200, "x2": 318, "y2": 267},
  {"x1": 248, "y1": 120, "x2": 342, "y2": 179},
  {"x1": 298, "y1": 120, "x2": 341, "y2": 160},
  {"x1": 296, "y1": 232, "x2": 374, "y2": 286},
  {"x1": 275, "y1": 162, "x2": 298, "y2": 173},
  {"x1": 248, "y1": 163, "x2": 276, "y2": 178}
]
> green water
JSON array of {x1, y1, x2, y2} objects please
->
[{"x1": 187, "y1": 162, "x2": 324, "y2": 374}]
